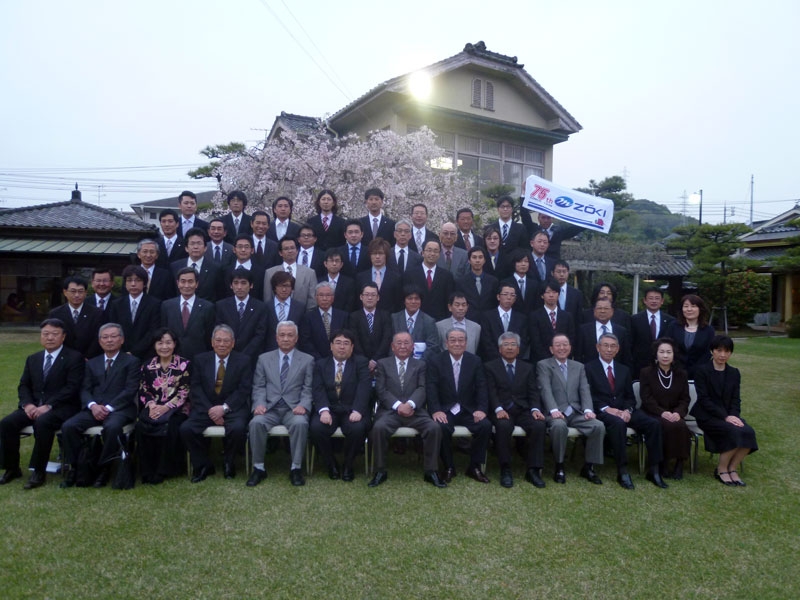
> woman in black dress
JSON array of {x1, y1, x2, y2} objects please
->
[
  {"x1": 665, "y1": 294, "x2": 715, "y2": 379},
  {"x1": 691, "y1": 335, "x2": 758, "y2": 486},
  {"x1": 137, "y1": 328, "x2": 191, "y2": 484}
]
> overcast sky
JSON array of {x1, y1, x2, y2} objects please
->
[{"x1": 1, "y1": 0, "x2": 797, "y2": 225}]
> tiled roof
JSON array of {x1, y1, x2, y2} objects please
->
[
  {"x1": 742, "y1": 247, "x2": 792, "y2": 260},
  {"x1": 275, "y1": 112, "x2": 321, "y2": 136},
  {"x1": 0, "y1": 237, "x2": 138, "y2": 255},
  {"x1": 0, "y1": 199, "x2": 157, "y2": 232}
]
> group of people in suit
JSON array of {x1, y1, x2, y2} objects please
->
[{"x1": 0, "y1": 189, "x2": 757, "y2": 490}]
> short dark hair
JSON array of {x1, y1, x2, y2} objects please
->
[
  {"x1": 541, "y1": 278, "x2": 560, "y2": 295},
  {"x1": 402, "y1": 285, "x2": 424, "y2": 299},
  {"x1": 367, "y1": 238, "x2": 390, "y2": 257},
  {"x1": 329, "y1": 328, "x2": 356, "y2": 345},
  {"x1": 456, "y1": 208, "x2": 474, "y2": 219},
  {"x1": 40, "y1": 318, "x2": 66, "y2": 332},
  {"x1": 230, "y1": 267, "x2": 253, "y2": 284},
  {"x1": 226, "y1": 190, "x2": 248, "y2": 206},
  {"x1": 448, "y1": 292, "x2": 468, "y2": 305},
  {"x1": 271, "y1": 270, "x2": 295, "y2": 291},
  {"x1": 467, "y1": 246, "x2": 487, "y2": 260},
  {"x1": 590, "y1": 282, "x2": 618, "y2": 306},
  {"x1": 279, "y1": 237, "x2": 299, "y2": 252},
  {"x1": 184, "y1": 227, "x2": 206, "y2": 243},
  {"x1": 159, "y1": 208, "x2": 179, "y2": 222},
  {"x1": 315, "y1": 189, "x2": 338, "y2": 214},
  {"x1": 150, "y1": 327, "x2": 179, "y2": 353},
  {"x1": 234, "y1": 234, "x2": 253, "y2": 248},
  {"x1": 121, "y1": 265, "x2": 148, "y2": 284},
  {"x1": 650, "y1": 337, "x2": 681, "y2": 367},
  {"x1": 678, "y1": 294, "x2": 710, "y2": 327},
  {"x1": 176, "y1": 266, "x2": 197, "y2": 282},
  {"x1": 496, "y1": 195, "x2": 514, "y2": 208},
  {"x1": 422, "y1": 239, "x2": 440, "y2": 253},
  {"x1": 553, "y1": 259, "x2": 570, "y2": 272},
  {"x1": 208, "y1": 216, "x2": 226, "y2": 228},
  {"x1": 272, "y1": 196, "x2": 293, "y2": 212},
  {"x1": 325, "y1": 248, "x2": 345, "y2": 262},
  {"x1": 252, "y1": 210, "x2": 271, "y2": 225},
  {"x1": 344, "y1": 219, "x2": 363, "y2": 233},
  {"x1": 360, "y1": 282, "x2": 379, "y2": 295},
  {"x1": 509, "y1": 248, "x2": 530, "y2": 266},
  {"x1": 643, "y1": 286, "x2": 663, "y2": 298},
  {"x1": 62, "y1": 275, "x2": 87, "y2": 290},
  {"x1": 530, "y1": 228, "x2": 549, "y2": 242},
  {"x1": 298, "y1": 224, "x2": 316, "y2": 238},
  {"x1": 710, "y1": 334, "x2": 734, "y2": 352},
  {"x1": 91, "y1": 267, "x2": 113, "y2": 279},
  {"x1": 364, "y1": 187, "x2": 384, "y2": 201},
  {"x1": 411, "y1": 203, "x2": 428, "y2": 214},
  {"x1": 178, "y1": 190, "x2": 197, "y2": 201}
]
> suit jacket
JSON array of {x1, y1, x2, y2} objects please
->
[
  {"x1": 108, "y1": 293, "x2": 162, "y2": 359},
  {"x1": 483, "y1": 249, "x2": 512, "y2": 281},
  {"x1": 251, "y1": 236, "x2": 280, "y2": 269},
  {"x1": 48, "y1": 303, "x2": 103, "y2": 358},
  {"x1": 455, "y1": 271, "x2": 499, "y2": 321},
  {"x1": 266, "y1": 219, "x2": 302, "y2": 244},
  {"x1": 214, "y1": 296, "x2": 268, "y2": 362},
  {"x1": 529, "y1": 306, "x2": 576, "y2": 363},
  {"x1": 584, "y1": 359, "x2": 636, "y2": 416},
  {"x1": 319, "y1": 274, "x2": 357, "y2": 313},
  {"x1": 403, "y1": 264, "x2": 455, "y2": 321},
  {"x1": 298, "y1": 307, "x2": 349, "y2": 359},
  {"x1": 156, "y1": 236, "x2": 187, "y2": 268},
  {"x1": 577, "y1": 321, "x2": 633, "y2": 368},
  {"x1": 485, "y1": 358, "x2": 541, "y2": 413},
  {"x1": 528, "y1": 254, "x2": 555, "y2": 285},
  {"x1": 264, "y1": 298, "x2": 306, "y2": 352},
  {"x1": 664, "y1": 321, "x2": 715, "y2": 380},
  {"x1": 426, "y1": 351, "x2": 488, "y2": 415},
  {"x1": 349, "y1": 308, "x2": 392, "y2": 361},
  {"x1": 338, "y1": 243, "x2": 372, "y2": 279},
  {"x1": 520, "y1": 207, "x2": 582, "y2": 259},
  {"x1": 160, "y1": 296, "x2": 215, "y2": 361},
  {"x1": 560, "y1": 284, "x2": 584, "y2": 327},
  {"x1": 454, "y1": 230, "x2": 484, "y2": 250},
  {"x1": 204, "y1": 241, "x2": 236, "y2": 270},
  {"x1": 17, "y1": 347, "x2": 85, "y2": 417},
  {"x1": 357, "y1": 267, "x2": 403, "y2": 313},
  {"x1": 252, "y1": 348, "x2": 314, "y2": 411},
  {"x1": 360, "y1": 214, "x2": 396, "y2": 246},
  {"x1": 189, "y1": 350, "x2": 252, "y2": 416},
  {"x1": 223, "y1": 262, "x2": 268, "y2": 302},
  {"x1": 497, "y1": 220, "x2": 529, "y2": 250},
  {"x1": 298, "y1": 246, "x2": 326, "y2": 279},
  {"x1": 408, "y1": 228, "x2": 439, "y2": 254},
  {"x1": 391, "y1": 310, "x2": 440, "y2": 360},
  {"x1": 537, "y1": 357, "x2": 594, "y2": 415},
  {"x1": 479, "y1": 308, "x2": 530, "y2": 362},
  {"x1": 501, "y1": 274, "x2": 542, "y2": 314},
  {"x1": 264, "y1": 264, "x2": 317, "y2": 310},
  {"x1": 387, "y1": 246, "x2": 422, "y2": 276},
  {"x1": 86, "y1": 293, "x2": 116, "y2": 319},
  {"x1": 435, "y1": 318, "x2": 481, "y2": 355},
  {"x1": 312, "y1": 355, "x2": 371, "y2": 416},
  {"x1": 306, "y1": 213, "x2": 346, "y2": 251},
  {"x1": 179, "y1": 216, "x2": 209, "y2": 238},
  {"x1": 375, "y1": 356, "x2": 427, "y2": 414},
  {"x1": 691, "y1": 363, "x2": 742, "y2": 422},
  {"x1": 630, "y1": 310, "x2": 676, "y2": 376},
  {"x1": 436, "y1": 246, "x2": 469, "y2": 278},
  {"x1": 221, "y1": 212, "x2": 252, "y2": 244},
  {"x1": 146, "y1": 266, "x2": 177, "y2": 301},
  {"x1": 639, "y1": 365, "x2": 690, "y2": 418},
  {"x1": 582, "y1": 306, "x2": 633, "y2": 333},
  {"x1": 170, "y1": 258, "x2": 225, "y2": 303},
  {"x1": 80, "y1": 351, "x2": 141, "y2": 420}
]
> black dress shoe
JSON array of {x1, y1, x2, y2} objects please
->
[
  {"x1": 465, "y1": 466, "x2": 490, "y2": 484},
  {"x1": 500, "y1": 468, "x2": 514, "y2": 488},
  {"x1": 646, "y1": 471, "x2": 669, "y2": 489},
  {"x1": 191, "y1": 465, "x2": 215, "y2": 483},
  {"x1": 580, "y1": 464, "x2": 603, "y2": 485},
  {"x1": 0, "y1": 468, "x2": 23, "y2": 485},
  {"x1": 290, "y1": 468, "x2": 305, "y2": 486},
  {"x1": 671, "y1": 462, "x2": 684, "y2": 480},
  {"x1": 341, "y1": 467, "x2": 354, "y2": 482},
  {"x1": 368, "y1": 471, "x2": 388, "y2": 487},
  {"x1": 93, "y1": 468, "x2": 111, "y2": 488},
  {"x1": 328, "y1": 465, "x2": 340, "y2": 480},
  {"x1": 246, "y1": 468, "x2": 267, "y2": 487},
  {"x1": 224, "y1": 462, "x2": 236, "y2": 479},
  {"x1": 424, "y1": 471, "x2": 447, "y2": 488},
  {"x1": 23, "y1": 471, "x2": 46, "y2": 489},
  {"x1": 525, "y1": 468, "x2": 546, "y2": 488},
  {"x1": 553, "y1": 469, "x2": 566, "y2": 484},
  {"x1": 729, "y1": 470, "x2": 746, "y2": 487},
  {"x1": 441, "y1": 467, "x2": 456, "y2": 483},
  {"x1": 617, "y1": 472, "x2": 635, "y2": 490},
  {"x1": 60, "y1": 468, "x2": 77, "y2": 489}
]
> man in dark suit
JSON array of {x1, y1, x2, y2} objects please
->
[
  {"x1": 388, "y1": 219, "x2": 422, "y2": 277},
  {"x1": 359, "y1": 187, "x2": 396, "y2": 246},
  {"x1": 552, "y1": 260, "x2": 584, "y2": 327},
  {"x1": 297, "y1": 225, "x2": 326, "y2": 278},
  {"x1": 349, "y1": 282, "x2": 393, "y2": 376},
  {"x1": 428, "y1": 328, "x2": 491, "y2": 483},
  {"x1": 486, "y1": 332, "x2": 547, "y2": 488},
  {"x1": 177, "y1": 190, "x2": 209, "y2": 239},
  {"x1": 267, "y1": 196, "x2": 301, "y2": 243},
  {"x1": 250, "y1": 210, "x2": 280, "y2": 269},
  {"x1": 520, "y1": 204, "x2": 582, "y2": 260},
  {"x1": 501, "y1": 249, "x2": 542, "y2": 315},
  {"x1": 221, "y1": 190, "x2": 252, "y2": 244},
  {"x1": 264, "y1": 271, "x2": 306, "y2": 352},
  {"x1": 171, "y1": 227, "x2": 224, "y2": 302},
  {"x1": 537, "y1": 334, "x2": 605, "y2": 485},
  {"x1": 454, "y1": 208, "x2": 484, "y2": 251},
  {"x1": 310, "y1": 329, "x2": 371, "y2": 481},
  {"x1": 338, "y1": 219, "x2": 372, "y2": 278},
  {"x1": 156, "y1": 209, "x2": 187, "y2": 269},
  {"x1": 306, "y1": 189, "x2": 346, "y2": 251},
  {"x1": 529, "y1": 278, "x2": 577, "y2": 363},
  {"x1": 586, "y1": 332, "x2": 667, "y2": 489},
  {"x1": 204, "y1": 217, "x2": 236, "y2": 270},
  {"x1": 455, "y1": 247, "x2": 498, "y2": 321},
  {"x1": 109, "y1": 265, "x2": 161, "y2": 360},
  {"x1": 495, "y1": 195, "x2": 528, "y2": 250},
  {"x1": 137, "y1": 239, "x2": 176, "y2": 300},
  {"x1": 403, "y1": 239, "x2": 454, "y2": 321},
  {"x1": 390, "y1": 287, "x2": 440, "y2": 361},
  {"x1": 48, "y1": 275, "x2": 103, "y2": 358},
  {"x1": 60, "y1": 323, "x2": 140, "y2": 488},
  {"x1": 577, "y1": 298, "x2": 633, "y2": 368},
  {"x1": 407, "y1": 203, "x2": 439, "y2": 254},
  {"x1": 0, "y1": 319, "x2": 84, "y2": 489},
  {"x1": 630, "y1": 287, "x2": 675, "y2": 378},
  {"x1": 180, "y1": 325, "x2": 253, "y2": 482},
  {"x1": 319, "y1": 248, "x2": 357, "y2": 313},
  {"x1": 215, "y1": 268, "x2": 268, "y2": 365},
  {"x1": 299, "y1": 282, "x2": 349, "y2": 360},
  {"x1": 160, "y1": 267, "x2": 215, "y2": 360},
  {"x1": 479, "y1": 283, "x2": 530, "y2": 362},
  {"x1": 86, "y1": 268, "x2": 116, "y2": 317},
  {"x1": 356, "y1": 238, "x2": 403, "y2": 313},
  {"x1": 223, "y1": 234, "x2": 267, "y2": 302},
  {"x1": 528, "y1": 229, "x2": 555, "y2": 286},
  {"x1": 368, "y1": 332, "x2": 445, "y2": 488},
  {"x1": 248, "y1": 321, "x2": 314, "y2": 486}
]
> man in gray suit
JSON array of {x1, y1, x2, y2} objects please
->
[
  {"x1": 437, "y1": 222, "x2": 469, "y2": 278},
  {"x1": 435, "y1": 292, "x2": 481, "y2": 355},
  {"x1": 248, "y1": 321, "x2": 314, "y2": 486},
  {"x1": 537, "y1": 333, "x2": 605, "y2": 485},
  {"x1": 368, "y1": 332, "x2": 445, "y2": 488},
  {"x1": 390, "y1": 287, "x2": 440, "y2": 360},
  {"x1": 263, "y1": 238, "x2": 317, "y2": 310}
]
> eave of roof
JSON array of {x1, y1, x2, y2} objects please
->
[{"x1": 0, "y1": 199, "x2": 158, "y2": 232}]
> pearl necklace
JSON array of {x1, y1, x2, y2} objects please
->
[{"x1": 657, "y1": 368, "x2": 673, "y2": 390}]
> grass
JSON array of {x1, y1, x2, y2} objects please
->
[{"x1": 0, "y1": 331, "x2": 798, "y2": 599}]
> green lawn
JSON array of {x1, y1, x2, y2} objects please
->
[{"x1": 1, "y1": 331, "x2": 798, "y2": 599}]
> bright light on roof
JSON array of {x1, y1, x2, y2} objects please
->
[{"x1": 409, "y1": 71, "x2": 432, "y2": 100}]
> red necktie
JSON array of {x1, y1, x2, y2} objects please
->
[
  {"x1": 323, "y1": 216, "x2": 329, "y2": 231},
  {"x1": 181, "y1": 300, "x2": 190, "y2": 328},
  {"x1": 607, "y1": 365, "x2": 615, "y2": 393},
  {"x1": 550, "y1": 310, "x2": 557, "y2": 330},
  {"x1": 426, "y1": 269, "x2": 433, "y2": 290}
]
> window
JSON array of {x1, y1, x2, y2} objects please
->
[
  {"x1": 458, "y1": 135, "x2": 480, "y2": 154},
  {"x1": 472, "y1": 79, "x2": 482, "y2": 108},
  {"x1": 481, "y1": 140, "x2": 502, "y2": 158}
]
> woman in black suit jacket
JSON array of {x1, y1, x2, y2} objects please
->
[
  {"x1": 691, "y1": 335, "x2": 758, "y2": 486},
  {"x1": 306, "y1": 189, "x2": 346, "y2": 251},
  {"x1": 665, "y1": 294, "x2": 714, "y2": 379}
]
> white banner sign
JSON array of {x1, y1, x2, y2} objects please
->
[{"x1": 522, "y1": 174, "x2": 614, "y2": 234}]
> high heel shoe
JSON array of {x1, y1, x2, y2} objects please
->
[{"x1": 729, "y1": 470, "x2": 746, "y2": 487}]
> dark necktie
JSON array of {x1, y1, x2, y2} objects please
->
[
  {"x1": 502, "y1": 223, "x2": 508, "y2": 241},
  {"x1": 398, "y1": 248, "x2": 405, "y2": 273},
  {"x1": 475, "y1": 276, "x2": 482, "y2": 294},
  {"x1": 238, "y1": 301, "x2": 246, "y2": 319},
  {"x1": 105, "y1": 358, "x2": 113, "y2": 373},
  {"x1": 550, "y1": 310, "x2": 557, "y2": 330},
  {"x1": 182, "y1": 300, "x2": 190, "y2": 328},
  {"x1": 366, "y1": 312, "x2": 374, "y2": 333},
  {"x1": 537, "y1": 258, "x2": 546, "y2": 280},
  {"x1": 372, "y1": 217, "x2": 379, "y2": 239},
  {"x1": 72, "y1": 309, "x2": 80, "y2": 323},
  {"x1": 98, "y1": 297, "x2": 105, "y2": 311},
  {"x1": 650, "y1": 314, "x2": 657, "y2": 339},
  {"x1": 323, "y1": 216, "x2": 329, "y2": 231},
  {"x1": 302, "y1": 250, "x2": 308, "y2": 266},
  {"x1": 426, "y1": 269, "x2": 433, "y2": 290},
  {"x1": 280, "y1": 354, "x2": 289, "y2": 389},
  {"x1": 350, "y1": 246, "x2": 357, "y2": 266},
  {"x1": 215, "y1": 359, "x2": 225, "y2": 394},
  {"x1": 607, "y1": 365, "x2": 616, "y2": 393},
  {"x1": 43, "y1": 354, "x2": 53, "y2": 380},
  {"x1": 256, "y1": 240, "x2": 263, "y2": 257},
  {"x1": 234, "y1": 216, "x2": 240, "y2": 233},
  {"x1": 322, "y1": 311, "x2": 331, "y2": 338},
  {"x1": 506, "y1": 362, "x2": 514, "y2": 384},
  {"x1": 463, "y1": 233, "x2": 471, "y2": 251},
  {"x1": 214, "y1": 246, "x2": 221, "y2": 262},
  {"x1": 131, "y1": 299, "x2": 138, "y2": 322}
]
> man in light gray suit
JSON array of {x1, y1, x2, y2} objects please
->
[
  {"x1": 368, "y1": 332, "x2": 445, "y2": 488},
  {"x1": 435, "y1": 292, "x2": 481, "y2": 355},
  {"x1": 247, "y1": 321, "x2": 314, "y2": 486},
  {"x1": 436, "y1": 222, "x2": 469, "y2": 278},
  {"x1": 391, "y1": 287, "x2": 440, "y2": 360},
  {"x1": 537, "y1": 333, "x2": 605, "y2": 486},
  {"x1": 263, "y1": 238, "x2": 317, "y2": 310}
]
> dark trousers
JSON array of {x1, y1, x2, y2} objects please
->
[
  {"x1": 1, "y1": 408, "x2": 73, "y2": 473},
  {"x1": 438, "y1": 411, "x2": 492, "y2": 470},
  {"x1": 180, "y1": 412, "x2": 248, "y2": 472},
  {"x1": 137, "y1": 412, "x2": 188, "y2": 479},
  {"x1": 309, "y1": 411, "x2": 370, "y2": 470},
  {"x1": 61, "y1": 410, "x2": 134, "y2": 468},
  {"x1": 491, "y1": 405, "x2": 546, "y2": 470},
  {"x1": 597, "y1": 409, "x2": 663, "y2": 471}
]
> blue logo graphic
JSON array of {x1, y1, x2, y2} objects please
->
[{"x1": 554, "y1": 196, "x2": 573, "y2": 208}]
